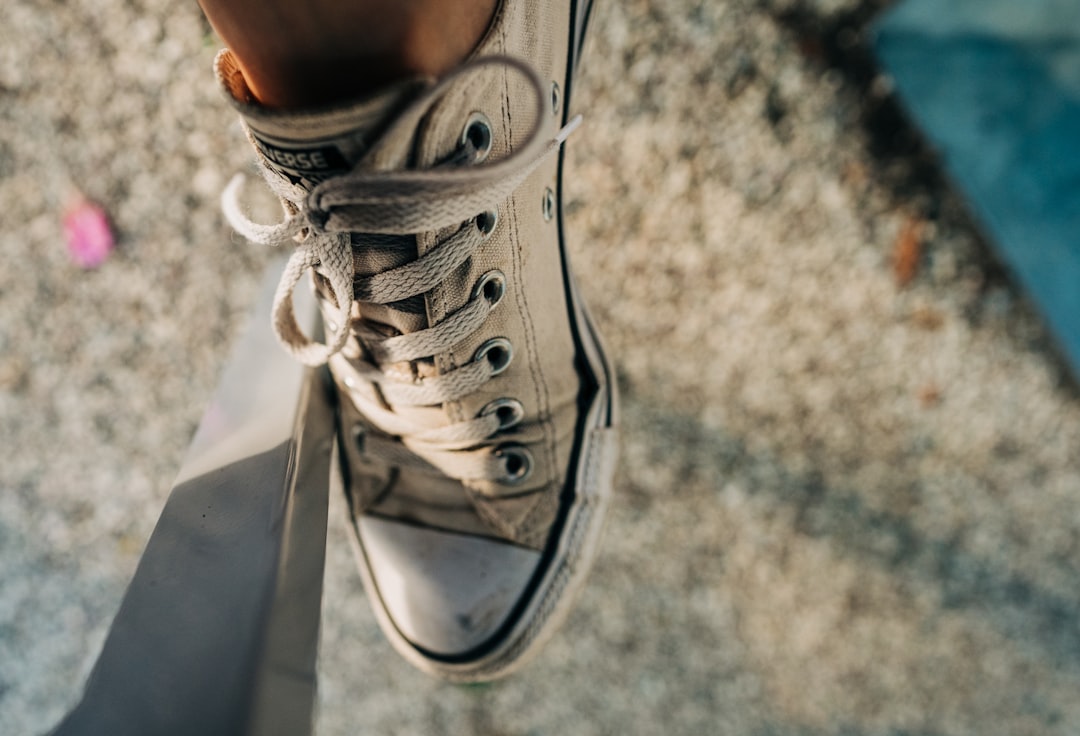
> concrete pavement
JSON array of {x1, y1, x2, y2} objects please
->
[{"x1": 3, "y1": 1, "x2": 1079, "y2": 733}]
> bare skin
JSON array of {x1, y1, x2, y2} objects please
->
[{"x1": 197, "y1": 0, "x2": 499, "y2": 108}]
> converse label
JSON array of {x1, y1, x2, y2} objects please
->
[{"x1": 252, "y1": 134, "x2": 351, "y2": 189}]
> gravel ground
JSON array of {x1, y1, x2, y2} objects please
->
[{"x1": 4, "y1": 0, "x2": 1080, "y2": 734}]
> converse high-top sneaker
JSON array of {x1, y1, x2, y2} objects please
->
[{"x1": 220, "y1": 0, "x2": 616, "y2": 681}]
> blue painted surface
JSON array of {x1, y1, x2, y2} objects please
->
[{"x1": 875, "y1": 0, "x2": 1080, "y2": 376}]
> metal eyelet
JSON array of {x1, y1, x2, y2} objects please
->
[
  {"x1": 551, "y1": 81, "x2": 561, "y2": 115},
  {"x1": 494, "y1": 444, "x2": 533, "y2": 484},
  {"x1": 472, "y1": 270, "x2": 506, "y2": 307},
  {"x1": 542, "y1": 187, "x2": 556, "y2": 221},
  {"x1": 461, "y1": 112, "x2": 493, "y2": 162},
  {"x1": 479, "y1": 398, "x2": 525, "y2": 431},
  {"x1": 474, "y1": 337, "x2": 513, "y2": 375},
  {"x1": 475, "y1": 208, "x2": 498, "y2": 238}
]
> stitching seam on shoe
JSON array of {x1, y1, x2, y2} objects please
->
[{"x1": 502, "y1": 66, "x2": 553, "y2": 542}]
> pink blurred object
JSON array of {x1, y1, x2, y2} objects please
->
[{"x1": 64, "y1": 198, "x2": 114, "y2": 268}]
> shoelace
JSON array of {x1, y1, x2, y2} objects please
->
[{"x1": 223, "y1": 56, "x2": 581, "y2": 485}]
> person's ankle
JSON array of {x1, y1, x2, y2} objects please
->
[{"x1": 200, "y1": 0, "x2": 499, "y2": 109}]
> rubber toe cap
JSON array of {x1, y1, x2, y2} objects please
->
[{"x1": 357, "y1": 515, "x2": 541, "y2": 656}]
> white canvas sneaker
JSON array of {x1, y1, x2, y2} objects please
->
[{"x1": 219, "y1": 0, "x2": 616, "y2": 681}]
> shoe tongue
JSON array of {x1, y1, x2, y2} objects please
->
[
  {"x1": 215, "y1": 50, "x2": 432, "y2": 342},
  {"x1": 215, "y1": 49, "x2": 425, "y2": 192}
]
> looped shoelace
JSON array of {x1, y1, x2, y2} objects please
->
[{"x1": 222, "y1": 55, "x2": 581, "y2": 484}]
